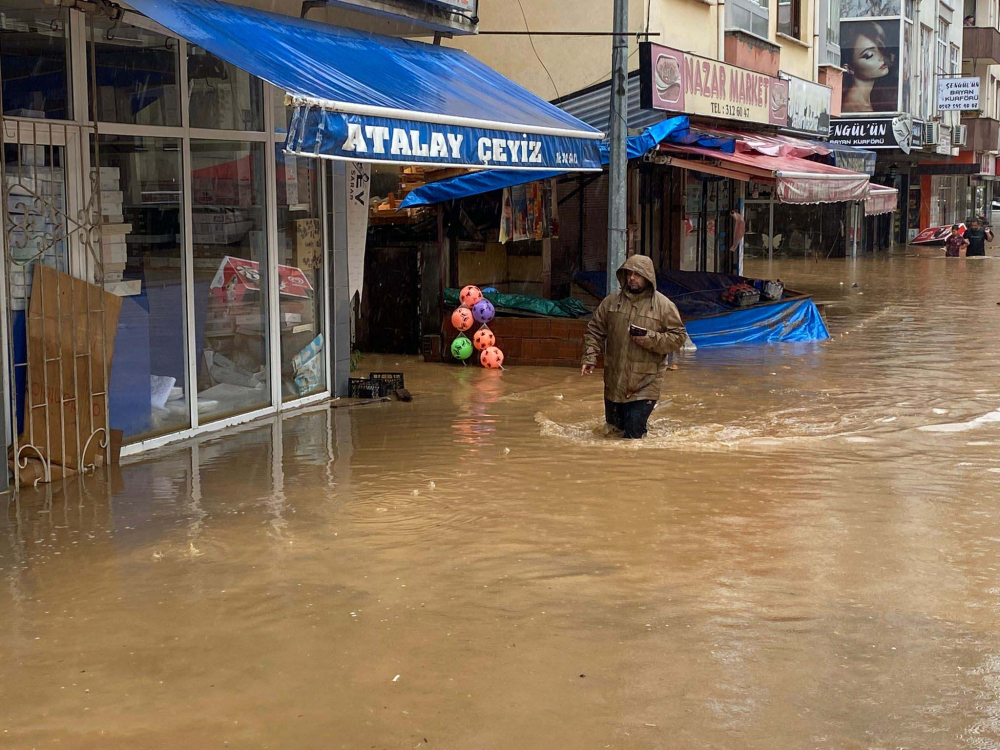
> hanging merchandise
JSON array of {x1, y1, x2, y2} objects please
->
[
  {"x1": 444, "y1": 286, "x2": 505, "y2": 368},
  {"x1": 471, "y1": 299, "x2": 495, "y2": 324},
  {"x1": 473, "y1": 327, "x2": 496, "y2": 351},
  {"x1": 480, "y1": 346, "x2": 504, "y2": 369},
  {"x1": 451, "y1": 306, "x2": 474, "y2": 331},
  {"x1": 460, "y1": 284, "x2": 483, "y2": 307},
  {"x1": 451, "y1": 335, "x2": 474, "y2": 360},
  {"x1": 529, "y1": 182, "x2": 545, "y2": 240},
  {"x1": 499, "y1": 188, "x2": 513, "y2": 244},
  {"x1": 511, "y1": 185, "x2": 529, "y2": 241}
]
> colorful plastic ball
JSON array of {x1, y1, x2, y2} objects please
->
[
  {"x1": 481, "y1": 286, "x2": 498, "y2": 294},
  {"x1": 480, "y1": 346, "x2": 504, "y2": 369},
  {"x1": 471, "y1": 299, "x2": 495, "y2": 324},
  {"x1": 473, "y1": 328, "x2": 496, "y2": 351},
  {"x1": 460, "y1": 285, "x2": 483, "y2": 307},
  {"x1": 451, "y1": 306, "x2": 474, "y2": 332},
  {"x1": 451, "y1": 336, "x2": 474, "y2": 360}
]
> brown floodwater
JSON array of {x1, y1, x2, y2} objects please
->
[{"x1": 5, "y1": 247, "x2": 1000, "y2": 749}]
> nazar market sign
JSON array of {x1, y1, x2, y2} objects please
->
[
  {"x1": 284, "y1": 108, "x2": 604, "y2": 171},
  {"x1": 639, "y1": 42, "x2": 788, "y2": 127}
]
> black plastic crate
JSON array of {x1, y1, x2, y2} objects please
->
[
  {"x1": 369, "y1": 372, "x2": 404, "y2": 391},
  {"x1": 348, "y1": 378, "x2": 385, "y2": 399}
]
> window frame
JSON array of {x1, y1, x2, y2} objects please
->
[{"x1": 777, "y1": 0, "x2": 802, "y2": 40}]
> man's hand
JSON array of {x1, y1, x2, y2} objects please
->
[{"x1": 581, "y1": 364, "x2": 595, "y2": 376}]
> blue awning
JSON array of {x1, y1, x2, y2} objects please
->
[
  {"x1": 126, "y1": 0, "x2": 604, "y2": 171},
  {"x1": 399, "y1": 116, "x2": 736, "y2": 208}
]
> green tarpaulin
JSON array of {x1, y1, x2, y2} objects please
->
[{"x1": 444, "y1": 289, "x2": 590, "y2": 319}]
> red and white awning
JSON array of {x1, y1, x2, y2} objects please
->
[
  {"x1": 865, "y1": 184, "x2": 899, "y2": 215},
  {"x1": 658, "y1": 142, "x2": 870, "y2": 204}
]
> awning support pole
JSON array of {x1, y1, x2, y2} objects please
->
[
  {"x1": 607, "y1": 0, "x2": 628, "y2": 291},
  {"x1": 768, "y1": 195, "x2": 775, "y2": 263},
  {"x1": 330, "y1": 160, "x2": 351, "y2": 397}
]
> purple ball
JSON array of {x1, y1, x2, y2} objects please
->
[{"x1": 472, "y1": 299, "x2": 495, "y2": 324}]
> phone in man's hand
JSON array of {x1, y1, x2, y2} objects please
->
[{"x1": 629, "y1": 325, "x2": 648, "y2": 337}]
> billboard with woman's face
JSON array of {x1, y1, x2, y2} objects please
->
[{"x1": 840, "y1": 19, "x2": 901, "y2": 113}]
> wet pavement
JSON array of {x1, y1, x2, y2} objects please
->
[{"x1": 5, "y1": 246, "x2": 1000, "y2": 748}]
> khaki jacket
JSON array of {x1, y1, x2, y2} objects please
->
[{"x1": 582, "y1": 255, "x2": 687, "y2": 403}]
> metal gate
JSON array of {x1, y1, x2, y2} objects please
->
[{"x1": 2, "y1": 116, "x2": 111, "y2": 488}]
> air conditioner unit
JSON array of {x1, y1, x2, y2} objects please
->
[
  {"x1": 956, "y1": 123, "x2": 969, "y2": 147},
  {"x1": 925, "y1": 122, "x2": 941, "y2": 146}
]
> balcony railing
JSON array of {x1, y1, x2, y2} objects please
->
[
  {"x1": 961, "y1": 115, "x2": 1000, "y2": 152},
  {"x1": 963, "y1": 26, "x2": 1000, "y2": 64}
]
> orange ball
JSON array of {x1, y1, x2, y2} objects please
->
[
  {"x1": 480, "y1": 346, "x2": 504, "y2": 369},
  {"x1": 473, "y1": 328, "x2": 496, "y2": 351},
  {"x1": 460, "y1": 285, "x2": 483, "y2": 307},
  {"x1": 451, "y1": 307, "x2": 473, "y2": 332}
]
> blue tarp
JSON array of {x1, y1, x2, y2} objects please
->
[
  {"x1": 575, "y1": 269, "x2": 744, "y2": 319},
  {"x1": 684, "y1": 298, "x2": 830, "y2": 347},
  {"x1": 574, "y1": 269, "x2": 830, "y2": 347},
  {"x1": 128, "y1": 0, "x2": 603, "y2": 170},
  {"x1": 399, "y1": 116, "x2": 737, "y2": 208}
]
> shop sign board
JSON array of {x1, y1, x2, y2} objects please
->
[
  {"x1": 830, "y1": 115, "x2": 912, "y2": 153},
  {"x1": 936, "y1": 126, "x2": 953, "y2": 156},
  {"x1": 285, "y1": 109, "x2": 602, "y2": 171},
  {"x1": 937, "y1": 77, "x2": 980, "y2": 111},
  {"x1": 981, "y1": 153, "x2": 996, "y2": 177},
  {"x1": 639, "y1": 42, "x2": 788, "y2": 127},
  {"x1": 782, "y1": 74, "x2": 832, "y2": 136}
]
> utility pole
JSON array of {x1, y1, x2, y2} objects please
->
[{"x1": 606, "y1": 0, "x2": 629, "y2": 295}]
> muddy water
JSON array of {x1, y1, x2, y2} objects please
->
[{"x1": 5, "y1": 248, "x2": 1000, "y2": 749}]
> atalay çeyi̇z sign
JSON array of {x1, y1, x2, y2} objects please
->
[{"x1": 283, "y1": 108, "x2": 604, "y2": 171}]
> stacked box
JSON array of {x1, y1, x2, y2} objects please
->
[{"x1": 92, "y1": 168, "x2": 137, "y2": 292}]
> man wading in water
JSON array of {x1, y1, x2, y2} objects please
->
[
  {"x1": 964, "y1": 218, "x2": 993, "y2": 257},
  {"x1": 581, "y1": 255, "x2": 687, "y2": 439}
]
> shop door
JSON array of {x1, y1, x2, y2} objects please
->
[
  {"x1": 682, "y1": 175, "x2": 735, "y2": 273},
  {"x1": 358, "y1": 246, "x2": 421, "y2": 354},
  {"x1": 2, "y1": 118, "x2": 111, "y2": 486}
]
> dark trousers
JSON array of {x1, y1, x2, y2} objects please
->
[{"x1": 605, "y1": 399, "x2": 656, "y2": 439}]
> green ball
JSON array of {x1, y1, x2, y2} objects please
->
[{"x1": 451, "y1": 336, "x2": 473, "y2": 360}]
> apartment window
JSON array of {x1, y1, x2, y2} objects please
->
[
  {"x1": 778, "y1": 0, "x2": 801, "y2": 38},
  {"x1": 827, "y1": 0, "x2": 840, "y2": 45},
  {"x1": 937, "y1": 19, "x2": 949, "y2": 73},
  {"x1": 921, "y1": 24, "x2": 934, "y2": 119},
  {"x1": 950, "y1": 43, "x2": 960, "y2": 74},
  {"x1": 728, "y1": 0, "x2": 769, "y2": 39}
]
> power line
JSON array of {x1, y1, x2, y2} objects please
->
[{"x1": 516, "y1": 0, "x2": 561, "y2": 99}]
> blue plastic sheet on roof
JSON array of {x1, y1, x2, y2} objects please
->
[
  {"x1": 126, "y1": 0, "x2": 603, "y2": 170},
  {"x1": 399, "y1": 116, "x2": 736, "y2": 208}
]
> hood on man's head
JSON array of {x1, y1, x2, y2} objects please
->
[{"x1": 616, "y1": 254, "x2": 658, "y2": 291}]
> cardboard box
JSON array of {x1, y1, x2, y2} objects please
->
[{"x1": 106, "y1": 280, "x2": 142, "y2": 297}]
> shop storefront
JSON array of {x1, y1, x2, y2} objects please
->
[{"x1": 0, "y1": 0, "x2": 601, "y2": 476}]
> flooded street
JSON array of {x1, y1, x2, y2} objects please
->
[{"x1": 6, "y1": 248, "x2": 1000, "y2": 749}]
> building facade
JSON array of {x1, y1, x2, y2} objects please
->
[{"x1": 0, "y1": 0, "x2": 478, "y2": 472}]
